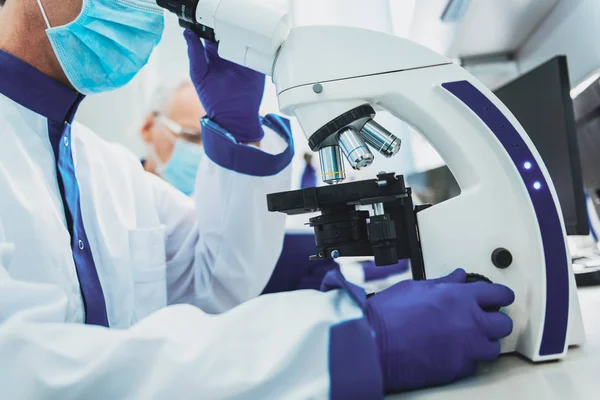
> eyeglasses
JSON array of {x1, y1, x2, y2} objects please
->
[{"x1": 154, "y1": 113, "x2": 202, "y2": 143}]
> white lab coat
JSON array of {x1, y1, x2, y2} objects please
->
[{"x1": 0, "y1": 50, "x2": 382, "y2": 398}]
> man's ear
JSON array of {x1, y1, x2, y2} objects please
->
[{"x1": 140, "y1": 113, "x2": 156, "y2": 143}]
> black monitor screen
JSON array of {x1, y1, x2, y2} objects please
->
[
  {"x1": 577, "y1": 117, "x2": 600, "y2": 190},
  {"x1": 573, "y1": 71, "x2": 600, "y2": 190},
  {"x1": 495, "y1": 56, "x2": 588, "y2": 236},
  {"x1": 573, "y1": 72, "x2": 600, "y2": 221}
]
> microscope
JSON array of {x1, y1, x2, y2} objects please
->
[{"x1": 158, "y1": 0, "x2": 585, "y2": 362}]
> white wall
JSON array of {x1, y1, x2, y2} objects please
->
[
  {"x1": 518, "y1": 0, "x2": 600, "y2": 87},
  {"x1": 292, "y1": 0, "x2": 393, "y2": 32}
]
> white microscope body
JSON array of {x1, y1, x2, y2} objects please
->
[
  {"x1": 273, "y1": 26, "x2": 585, "y2": 362},
  {"x1": 164, "y1": 0, "x2": 586, "y2": 363}
]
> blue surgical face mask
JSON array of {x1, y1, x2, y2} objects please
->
[
  {"x1": 158, "y1": 140, "x2": 204, "y2": 196},
  {"x1": 36, "y1": 0, "x2": 164, "y2": 95}
]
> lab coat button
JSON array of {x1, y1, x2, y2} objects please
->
[
  {"x1": 63, "y1": 136, "x2": 69, "y2": 147},
  {"x1": 78, "y1": 240, "x2": 84, "y2": 250}
]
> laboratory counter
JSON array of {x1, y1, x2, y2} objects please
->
[{"x1": 388, "y1": 286, "x2": 600, "y2": 400}]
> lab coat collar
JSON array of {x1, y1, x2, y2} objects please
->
[{"x1": 0, "y1": 49, "x2": 84, "y2": 123}]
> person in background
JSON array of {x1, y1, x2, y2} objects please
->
[
  {"x1": 135, "y1": 86, "x2": 342, "y2": 291},
  {"x1": 301, "y1": 152, "x2": 318, "y2": 189},
  {"x1": 140, "y1": 80, "x2": 205, "y2": 195},
  {"x1": 137, "y1": 78, "x2": 291, "y2": 198}
]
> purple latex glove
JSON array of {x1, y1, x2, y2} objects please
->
[
  {"x1": 184, "y1": 29, "x2": 265, "y2": 143},
  {"x1": 366, "y1": 269, "x2": 514, "y2": 393},
  {"x1": 363, "y1": 259, "x2": 409, "y2": 282}
]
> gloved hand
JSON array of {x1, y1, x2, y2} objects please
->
[
  {"x1": 184, "y1": 29, "x2": 266, "y2": 143},
  {"x1": 362, "y1": 259, "x2": 409, "y2": 282},
  {"x1": 366, "y1": 269, "x2": 514, "y2": 392}
]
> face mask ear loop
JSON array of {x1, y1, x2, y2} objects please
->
[{"x1": 35, "y1": 0, "x2": 52, "y2": 29}]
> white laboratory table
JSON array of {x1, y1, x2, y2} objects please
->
[{"x1": 388, "y1": 286, "x2": 600, "y2": 400}]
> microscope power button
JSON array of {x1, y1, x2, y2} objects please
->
[{"x1": 492, "y1": 248, "x2": 513, "y2": 269}]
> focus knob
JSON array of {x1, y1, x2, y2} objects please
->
[{"x1": 466, "y1": 273, "x2": 501, "y2": 312}]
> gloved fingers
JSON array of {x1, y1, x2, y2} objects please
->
[
  {"x1": 204, "y1": 41, "x2": 220, "y2": 58},
  {"x1": 310, "y1": 262, "x2": 340, "y2": 276},
  {"x1": 430, "y1": 268, "x2": 467, "y2": 284},
  {"x1": 200, "y1": 39, "x2": 261, "y2": 78},
  {"x1": 475, "y1": 339, "x2": 502, "y2": 362},
  {"x1": 183, "y1": 28, "x2": 209, "y2": 77},
  {"x1": 387, "y1": 259, "x2": 410, "y2": 274},
  {"x1": 468, "y1": 281, "x2": 515, "y2": 309},
  {"x1": 461, "y1": 360, "x2": 479, "y2": 378},
  {"x1": 478, "y1": 310, "x2": 514, "y2": 340},
  {"x1": 183, "y1": 28, "x2": 205, "y2": 52}
]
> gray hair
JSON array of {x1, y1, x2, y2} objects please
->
[{"x1": 147, "y1": 77, "x2": 193, "y2": 115}]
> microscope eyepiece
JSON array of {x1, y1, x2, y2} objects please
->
[
  {"x1": 156, "y1": 0, "x2": 198, "y2": 23},
  {"x1": 158, "y1": 0, "x2": 218, "y2": 42}
]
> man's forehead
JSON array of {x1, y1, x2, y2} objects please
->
[{"x1": 164, "y1": 83, "x2": 205, "y2": 122}]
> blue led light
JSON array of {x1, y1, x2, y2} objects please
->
[
  {"x1": 533, "y1": 181, "x2": 542, "y2": 190},
  {"x1": 524, "y1": 161, "x2": 532, "y2": 170}
]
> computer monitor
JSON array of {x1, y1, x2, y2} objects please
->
[
  {"x1": 495, "y1": 56, "x2": 588, "y2": 236},
  {"x1": 573, "y1": 71, "x2": 600, "y2": 217}
]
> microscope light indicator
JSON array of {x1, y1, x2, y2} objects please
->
[
  {"x1": 523, "y1": 161, "x2": 532, "y2": 170},
  {"x1": 533, "y1": 181, "x2": 542, "y2": 190}
]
